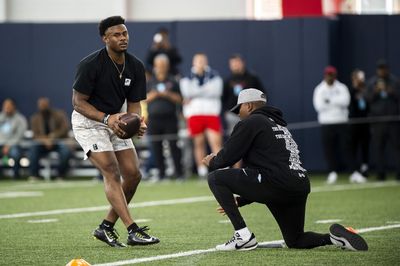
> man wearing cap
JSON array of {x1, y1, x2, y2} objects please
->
[
  {"x1": 312, "y1": 66, "x2": 362, "y2": 184},
  {"x1": 203, "y1": 88, "x2": 368, "y2": 252}
]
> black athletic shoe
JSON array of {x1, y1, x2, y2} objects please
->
[
  {"x1": 93, "y1": 227, "x2": 127, "y2": 247},
  {"x1": 329, "y1": 223, "x2": 368, "y2": 251},
  {"x1": 127, "y1": 226, "x2": 160, "y2": 246}
]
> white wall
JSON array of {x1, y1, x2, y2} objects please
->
[
  {"x1": 5, "y1": 0, "x2": 127, "y2": 22},
  {"x1": 0, "y1": 0, "x2": 6, "y2": 22},
  {"x1": 4, "y1": 0, "x2": 249, "y2": 22},
  {"x1": 3, "y1": 0, "x2": 399, "y2": 23},
  {"x1": 129, "y1": 0, "x2": 247, "y2": 21}
]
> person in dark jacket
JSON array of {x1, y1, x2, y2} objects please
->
[
  {"x1": 366, "y1": 60, "x2": 400, "y2": 180},
  {"x1": 203, "y1": 88, "x2": 368, "y2": 252},
  {"x1": 222, "y1": 54, "x2": 265, "y2": 135},
  {"x1": 145, "y1": 27, "x2": 182, "y2": 77}
]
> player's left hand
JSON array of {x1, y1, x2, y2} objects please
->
[
  {"x1": 202, "y1": 153, "x2": 216, "y2": 166},
  {"x1": 137, "y1": 116, "x2": 147, "y2": 139},
  {"x1": 216, "y1": 197, "x2": 239, "y2": 216},
  {"x1": 216, "y1": 206, "x2": 226, "y2": 216}
]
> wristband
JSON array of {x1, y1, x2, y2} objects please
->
[{"x1": 102, "y1": 114, "x2": 110, "y2": 125}]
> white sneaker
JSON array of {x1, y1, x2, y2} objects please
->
[
  {"x1": 216, "y1": 232, "x2": 258, "y2": 251},
  {"x1": 326, "y1": 172, "x2": 338, "y2": 184},
  {"x1": 329, "y1": 223, "x2": 368, "y2": 251},
  {"x1": 197, "y1": 165, "x2": 208, "y2": 178},
  {"x1": 360, "y1": 163, "x2": 368, "y2": 174},
  {"x1": 147, "y1": 175, "x2": 161, "y2": 183},
  {"x1": 349, "y1": 171, "x2": 367, "y2": 184}
]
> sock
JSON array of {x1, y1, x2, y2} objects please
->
[
  {"x1": 197, "y1": 165, "x2": 208, "y2": 177},
  {"x1": 99, "y1": 219, "x2": 115, "y2": 230},
  {"x1": 127, "y1": 223, "x2": 139, "y2": 234},
  {"x1": 235, "y1": 227, "x2": 251, "y2": 239}
]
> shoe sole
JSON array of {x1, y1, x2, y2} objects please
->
[
  {"x1": 127, "y1": 239, "x2": 160, "y2": 246},
  {"x1": 238, "y1": 242, "x2": 258, "y2": 251},
  {"x1": 330, "y1": 224, "x2": 368, "y2": 251},
  {"x1": 93, "y1": 234, "x2": 126, "y2": 248},
  {"x1": 215, "y1": 242, "x2": 259, "y2": 251}
]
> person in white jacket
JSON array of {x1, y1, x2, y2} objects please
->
[
  {"x1": 313, "y1": 66, "x2": 366, "y2": 184},
  {"x1": 180, "y1": 53, "x2": 223, "y2": 177}
]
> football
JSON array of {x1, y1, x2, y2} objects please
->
[{"x1": 119, "y1": 113, "x2": 141, "y2": 139}]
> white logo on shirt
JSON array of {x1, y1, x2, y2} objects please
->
[
  {"x1": 124, "y1": 78, "x2": 131, "y2": 86},
  {"x1": 272, "y1": 124, "x2": 306, "y2": 173}
]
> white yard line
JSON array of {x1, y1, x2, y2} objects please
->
[
  {"x1": 0, "y1": 181, "x2": 98, "y2": 192},
  {"x1": 27, "y1": 218, "x2": 59, "y2": 223},
  {"x1": 357, "y1": 224, "x2": 400, "y2": 233},
  {"x1": 0, "y1": 191, "x2": 43, "y2": 199},
  {"x1": 93, "y1": 248, "x2": 216, "y2": 266},
  {"x1": 0, "y1": 196, "x2": 214, "y2": 219},
  {"x1": 0, "y1": 181, "x2": 398, "y2": 219},
  {"x1": 315, "y1": 219, "x2": 342, "y2": 224},
  {"x1": 311, "y1": 181, "x2": 399, "y2": 192},
  {"x1": 91, "y1": 224, "x2": 400, "y2": 266}
]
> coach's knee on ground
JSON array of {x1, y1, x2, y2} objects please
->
[
  {"x1": 284, "y1": 233, "x2": 322, "y2": 249},
  {"x1": 284, "y1": 238, "x2": 303, "y2": 249}
]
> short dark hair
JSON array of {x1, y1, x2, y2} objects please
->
[
  {"x1": 3, "y1": 97, "x2": 16, "y2": 106},
  {"x1": 157, "y1": 27, "x2": 169, "y2": 35},
  {"x1": 376, "y1": 58, "x2": 388, "y2": 69},
  {"x1": 98, "y1": 16, "x2": 125, "y2": 37},
  {"x1": 229, "y1": 53, "x2": 244, "y2": 61}
]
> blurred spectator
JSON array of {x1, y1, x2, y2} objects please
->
[
  {"x1": 313, "y1": 66, "x2": 362, "y2": 184},
  {"x1": 28, "y1": 97, "x2": 72, "y2": 181},
  {"x1": 0, "y1": 98, "x2": 28, "y2": 178},
  {"x1": 180, "y1": 53, "x2": 223, "y2": 177},
  {"x1": 367, "y1": 59, "x2": 400, "y2": 92},
  {"x1": 146, "y1": 54, "x2": 184, "y2": 181},
  {"x1": 366, "y1": 77, "x2": 400, "y2": 181},
  {"x1": 348, "y1": 69, "x2": 370, "y2": 177},
  {"x1": 222, "y1": 54, "x2": 265, "y2": 134},
  {"x1": 146, "y1": 27, "x2": 182, "y2": 77}
]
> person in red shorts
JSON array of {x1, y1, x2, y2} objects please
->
[{"x1": 180, "y1": 53, "x2": 223, "y2": 177}]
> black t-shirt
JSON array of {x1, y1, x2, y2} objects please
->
[
  {"x1": 73, "y1": 48, "x2": 147, "y2": 114},
  {"x1": 146, "y1": 76, "x2": 181, "y2": 118}
]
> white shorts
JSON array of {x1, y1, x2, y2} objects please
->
[{"x1": 71, "y1": 110, "x2": 134, "y2": 160}]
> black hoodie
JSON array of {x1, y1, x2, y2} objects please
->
[{"x1": 209, "y1": 105, "x2": 310, "y2": 194}]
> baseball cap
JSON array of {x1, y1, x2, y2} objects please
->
[
  {"x1": 230, "y1": 88, "x2": 267, "y2": 114},
  {"x1": 324, "y1": 65, "x2": 337, "y2": 75},
  {"x1": 376, "y1": 59, "x2": 388, "y2": 68}
]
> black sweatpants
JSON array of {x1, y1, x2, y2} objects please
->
[
  {"x1": 147, "y1": 117, "x2": 183, "y2": 178},
  {"x1": 349, "y1": 123, "x2": 370, "y2": 172},
  {"x1": 370, "y1": 122, "x2": 400, "y2": 179},
  {"x1": 208, "y1": 168, "x2": 332, "y2": 249},
  {"x1": 320, "y1": 124, "x2": 350, "y2": 172}
]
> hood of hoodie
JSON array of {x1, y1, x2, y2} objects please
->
[{"x1": 251, "y1": 105, "x2": 287, "y2": 126}]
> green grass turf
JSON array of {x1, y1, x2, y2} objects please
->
[{"x1": 0, "y1": 175, "x2": 399, "y2": 266}]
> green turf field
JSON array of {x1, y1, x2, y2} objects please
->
[{"x1": 0, "y1": 176, "x2": 399, "y2": 266}]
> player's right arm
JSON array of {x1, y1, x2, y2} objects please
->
[
  {"x1": 72, "y1": 89, "x2": 105, "y2": 123},
  {"x1": 72, "y1": 90, "x2": 125, "y2": 136}
]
